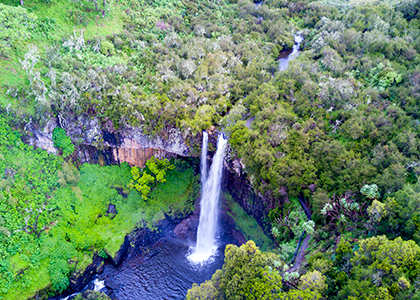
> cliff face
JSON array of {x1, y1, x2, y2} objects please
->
[
  {"x1": 223, "y1": 157, "x2": 271, "y2": 235},
  {"x1": 27, "y1": 116, "x2": 190, "y2": 167},
  {"x1": 27, "y1": 118, "x2": 271, "y2": 233}
]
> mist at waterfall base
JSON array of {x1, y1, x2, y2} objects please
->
[{"x1": 189, "y1": 133, "x2": 227, "y2": 263}]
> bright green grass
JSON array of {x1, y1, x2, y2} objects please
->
[
  {"x1": 225, "y1": 193, "x2": 275, "y2": 252},
  {"x1": 31, "y1": 0, "x2": 125, "y2": 40},
  {"x1": 0, "y1": 59, "x2": 30, "y2": 114},
  {"x1": 0, "y1": 159, "x2": 197, "y2": 299},
  {"x1": 4, "y1": 260, "x2": 51, "y2": 300},
  {"x1": 3, "y1": 0, "x2": 124, "y2": 40}
]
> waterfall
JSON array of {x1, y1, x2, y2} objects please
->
[
  {"x1": 201, "y1": 131, "x2": 208, "y2": 186},
  {"x1": 93, "y1": 279, "x2": 105, "y2": 291},
  {"x1": 189, "y1": 133, "x2": 227, "y2": 263}
]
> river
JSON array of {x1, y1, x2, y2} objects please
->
[{"x1": 57, "y1": 200, "x2": 244, "y2": 300}]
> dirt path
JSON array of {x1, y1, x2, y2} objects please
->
[
  {"x1": 288, "y1": 233, "x2": 310, "y2": 272},
  {"x1": 288, "y1": 195, "x2": 312, "y2": 272}
]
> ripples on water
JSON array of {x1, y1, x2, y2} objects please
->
[{"x1": 100, "y1": 237, "x2": 226, "y2": 300}]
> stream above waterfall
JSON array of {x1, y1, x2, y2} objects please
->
[
  {"x1": 278, "y1": 34, "x2": 303, "y2": 71},
  {"x1": 245, "y1": 33, "x2": 303, "y2": 129}
]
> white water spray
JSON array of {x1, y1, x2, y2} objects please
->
[
  {"x1": 93, "y1": 279, "x2": 105, "y2": 292},
  {"x1": 201, "y1": 131, "x2": 208, "y2": 186},
  {"x1": 189, "y1": 133, "x2": 227, "y2": 263}
]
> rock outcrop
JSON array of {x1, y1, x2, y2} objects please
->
[
  {"x1": 28, "y1": 116, "x2": 190, "y2": 167},
  {"x1": 173, "y1": 207, "x2": 200, "y2": 239}
]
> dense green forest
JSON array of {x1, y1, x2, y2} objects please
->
[{"x1": 1, "y1": 0, "x2": 420, "y2": 298}]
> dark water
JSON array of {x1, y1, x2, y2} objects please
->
[
  {"x1": 99, "y1": 237, "x2": 225, "y2": 299},
  {"x1": 278, "y1": 34, "x2": 303, "y2": 71}
]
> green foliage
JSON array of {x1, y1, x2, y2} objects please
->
[
  {"x1": 52, "y1": 127, "x2": 75, "y2": 157},
  {"x1": 100, "y1": 40, "x2": 115, "y2": 56},
  {"x1": 367, "y1": 199, "x2": 386, "y2": 222},
  {"x1": 0, "y1": 4, "x2": 35, "y2": 57},
  {"x1": 128, "y1": 157, "x2": 175, "y2": 200},
  {"x1": 1, "y1": 0, "x2": 420, "y2": 298},
  {"x1": 0, "y1": 115, "x2": 62, "y2": 298},
  {"x1": 187, "y1": 241, "x2": 283, "y2": 300},
  {"x1": 0, "y1": 112, "x2": 197, "y2": 298},
  {"x1": 299, "y1": 270, "x2": 328, "y2": 294},
  {"x1": 361, "y1": 184, "x2": 380, "y2": 199},
  {"x1": 373, "y1": 180, "x2": 420, "y2": 242},
  {"x1": 269, "y1": 197, "x2": 308, "y2": 249},
  {"x1": 57, "y1": 161, "x2": 80, "y2": 187},
  {"x1": 282, "y1": 289, "x2": 322, "y2": 300},
  {"x1": 397, "y1": 0, "x2": 420, "y2": 21},
  {"x1": 49, "y1": 259, "x2": 70, "y2": 292},
  {"x1": 73, "y1": 290, "x2": 111, "y2": 300},
  {"x1": 329, "y1": 235, "x2": 420, "y2": 299}
]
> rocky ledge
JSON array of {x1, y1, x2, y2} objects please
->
[{"x1": 27, "y1": 115, "x2": 190, "y2": 167}]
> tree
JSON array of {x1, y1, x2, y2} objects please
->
[
  {"x1": 52, "y1": 127, "x2": 75, "y2": 158},
  {"x1": 283, "y1": 290, "x2": 322, "y2": 300},
  {"x1": 22, "y1": 202, "x2": 53, "y2": 238},
  {"x1": 347, "y1": 235, "x2": 420, "y2": 297},
  {"x1": 128, "y1": 157, "x2": 175, "y2": 200},
  {"x1": 320, "y1": 193, "x2": 364, "y2": 231},
  {"x1": 360, "y1": 184, "x2": 380, "y2": 200},
  {"x1": 187, "y1": 241, "x2": 283, "y2": 300},
  {"x1": 299, "y1": 270, "x2": 328, "y2": 295}
]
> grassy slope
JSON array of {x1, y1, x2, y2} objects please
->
[
  {"x1": 225, "y1": 193, "x2": 275, "y2": 252},
  {"x1": 0, "y1": 2, "x2": 200, "y2": 298}
]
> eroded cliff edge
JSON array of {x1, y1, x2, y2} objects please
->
[{"x1": 26, "y1": 116, "x2": 190, "y2": 167}]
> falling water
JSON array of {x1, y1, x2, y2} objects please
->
[
  {"x1": 189, "y1": 134, "x2": 228, "y2": 263},
  {"x1": 201, "y1": 131, "x2": 209, "y2": 186},
  {"x1": 93, "y1": 279, "x2": 105, "y2": 292}
]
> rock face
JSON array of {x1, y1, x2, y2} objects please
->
[
  {"x1": 112, "y1": 147, "x2": 175, "y2": 167},
  {"x1": 173, "y1": 207, "x2": 200, "y2": 239},
  {"x1": 26, "y1": 118, "x2": 58, "y2": 154},
  {"x1": 220, "y1": 201, "x2": 247, "y2": 246},
  {"x1": 110, "y1": 235, "x2": 130, "y2": 266},
  {"x1": 106, "y1": 203, "x2": 117, "y2": 219},
  {"x1": 28, "y1": 116, "x2": 190, "y2": 167},
  {"x1": 222, "y1": 157, "x2": 271, "y2": 235},
  {"x1": 69, "y1": 255, "x2": 104, "y2": 292}
]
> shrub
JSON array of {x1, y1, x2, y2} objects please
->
[{"x1": 52, "y1": 127, "x2": 75, "y2": 157}]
